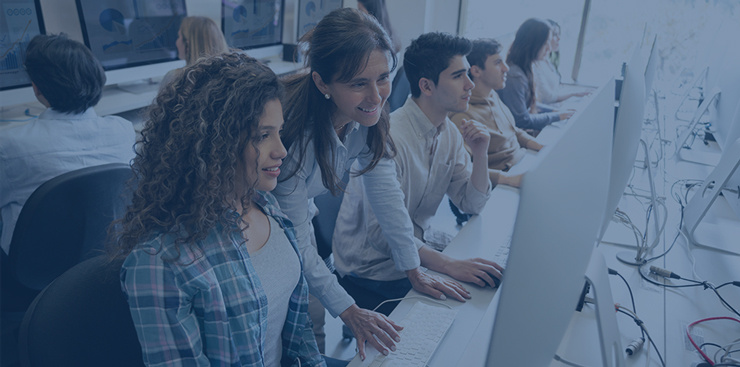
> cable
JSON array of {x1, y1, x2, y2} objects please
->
[
  {"x1": 616, "y1": 306, "x2": 665, "y2": 367},
  {"x1": 608, "y1": 268, "x2": 645, "y2": 338},
  {"x1": 688, "y1": 317, "x2": 740, "y2": 365},
  {"x1": 371, "y1": 296, "x2": 452, "y2": 313},
  {"x1": 553, "y1": 353, "x2": 592, "y2": 367}
]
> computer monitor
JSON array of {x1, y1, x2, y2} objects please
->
[
  {"x1": 707, "y1": 44, "x2": 740, "y2": 151},
  {"x1": 486, "y1": 78, "x2": 616, "y2": 366},
  {"x1": 75, "y1": 0, "x2": 186, "y2": 72},
  {"x1": 297, "y1": 0, "x2": 341, "y2": 39},
  {"x1": 598, "y1": 45, "x2": 648, "y2": 256},
  {"x1": 644, "y1": 34, "x2": 658, "y2": 97},
  {"x1": 222, "y1": 0, "x2": 282, "y2": 50},
  {"x1": 683, "y1": 104, "x2": 740, "y2": 256},
  {"x1": 0, "y1": 0, "x2": 45, "y2": 91}
]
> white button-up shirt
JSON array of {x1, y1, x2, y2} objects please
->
[
  {"x1": 0, "y1": 107, "x2": 136, "y2": 254},
  {"x1": 273, "y1": 120, "x2": 417, "y2": 317},
  {"x1": 333, "y1": 97, "x2": 491, "y2": 281}
]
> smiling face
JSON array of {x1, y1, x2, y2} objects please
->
[
  {"x1": 473, "y1": 53, "x2": 509, "y2": 91},
  {"x1": 313, "y1": 49, "x2": 391, "y2": 128},
  {"x1": 240, "y1": 99, "x2": 287, "y2": 192},
  {"x1": 428, "y1": 55, "x2": 475, "y2": 114}
]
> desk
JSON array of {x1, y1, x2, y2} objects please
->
[{"x1": 348, "y1": 90, "x2": 740, "y2": 366}]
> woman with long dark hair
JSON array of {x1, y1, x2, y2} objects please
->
[
  {"x1": 497, "y1": 18, "x2": 574, "y2": 131},
  {"x1": 115, "y1": 53, "x2": 337, "y2": 366},
  {"x1": 533, "y1": 19, "x2": 592, "y2": 105},
  {"x1": 275, "y1": 8, "x2": 469, "y2": 360}
]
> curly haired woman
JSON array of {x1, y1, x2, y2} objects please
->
[{"x1": 113, "y1": 53, "x2": 344, "y2": 367}]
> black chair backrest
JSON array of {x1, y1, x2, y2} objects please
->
[
  {"x1": 388, "y1": 65, "x2": 411, "y2": 113},
  {"x1": 19, "y1": 255, "x2": 144, "y2": 367},
  {"x1": 7, "y1": 163, "x2": 133, "y2": 291}
]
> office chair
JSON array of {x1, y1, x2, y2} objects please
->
[
  {"x1": 2, "y1": 163, "x2": 133, "y2": 313},
  {"x1": 388, "y1": 66, "x2": 410, "y2": 112},
  {"x1": 18, "y1": 255, "x2": 144, "y2": 367}
]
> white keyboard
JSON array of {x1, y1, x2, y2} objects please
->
[
  {"x1": 370, "y1": 302, "x2": 458, "y2": 367},
  {"x1": 492, "y1": 235, "x2": 512, "y2": 268}
]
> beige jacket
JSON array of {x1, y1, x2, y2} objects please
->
[{"x1": 449, "y1": 87, "x2": 535, "y2": 183}]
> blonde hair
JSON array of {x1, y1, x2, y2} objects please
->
[{"x1": 179, "y1": 16, "x2": 229, "y2": 65}]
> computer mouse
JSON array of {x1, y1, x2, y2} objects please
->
[{"x1": 487, "y1": 276, "x2": 501, "y2": 288}]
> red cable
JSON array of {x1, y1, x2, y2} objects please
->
[{"x1": 686, "y1": 316, "x2": 740, "y2": 366}]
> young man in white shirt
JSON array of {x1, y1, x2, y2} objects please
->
[
  {"x1": 333, "y1": 32, "x2": 504, "y2": 315},
  {"x1": 0, "y1": 34, "x2": 135, "y2": 255}
]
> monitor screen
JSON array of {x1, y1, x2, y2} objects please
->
[
  {"x1": 0, "y1": 0, "x2": 44, "y2": 91},
  {"x1": 75, "y1": 0, "x2": 186, "y2": 71},
  {"x1": 222, "y1": 0, "x2": 282, "y2": 50},
  {"x1": 297, "y1": 0, "x2": 341, "y2": 39}
]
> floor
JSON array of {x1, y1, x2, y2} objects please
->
[{"x1": 323, "y1": 196, "x2": 462, "y2": 361}]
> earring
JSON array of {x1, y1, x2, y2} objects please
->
[{"x1": 324, "y1": 93, "x2": 331, "y2": 100}]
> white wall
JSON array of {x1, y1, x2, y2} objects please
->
[{"x1": 385, "y1": 0, "x2": 461, "y2": 54}]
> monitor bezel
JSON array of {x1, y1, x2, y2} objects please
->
[
  {"x1": 0, "y1": 0, "x2": 46, "y2": 91},
  {"x1": 221, "y1": 0, "x2": 285, "y2": 51},
  {"x1": 74, "y1": 0, "x2": 187, "y2": 72},
  {"x1": 296, "y1": 0, "x2": 342, "y2": 40}
]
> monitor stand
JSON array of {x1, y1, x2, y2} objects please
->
[
  {"x1": 683, "y1": 137, "x2": 740, "y2": 256},
  {"x1": 583, "y1": 250, "x2": 625, "y2": 367},
  {"x1": 617, "y1": 139, "x2": 662, "y2": 266},
  {"x1": 675, "y1": 87, "x2": 721, "y2": 166}
]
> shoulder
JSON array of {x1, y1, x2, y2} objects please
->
[{"x1": 254, "y1": 191, "x2": 293, "y2": 227}]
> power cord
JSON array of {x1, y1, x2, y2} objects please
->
[
  {"x1": 640, "y1": 265, "x2": 740, "y2": 318},
  {"x1": 616, "y1": 305, "x2": 665, "y2": 367},
  {"x1": 371, "y1": 296, "x2": 452, "y2": 313},
  {"x1": 687, "y1": 317, "x2": 740, "y2": 365},
  {"x1": 608, "y1": 268, "x2": 645, "y2": 340}
]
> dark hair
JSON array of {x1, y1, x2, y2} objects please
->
[
  {"x1": 404, "y1": 32, "x2": 472, "y2": 98},
  {"x1": 23, "y1": 34, "x2": 105, "y2": 114},
  {"x1": 506, "y1": 18, "x2": 551, "y2": 109},
  {"x1": 281, "y1": 8, "x2": 397, "y2": 195},
  {"x1": 358, "y1": 0, "x2": 401, "y2": 53},
  {"x1": 467, "y1": 38, "x2": 502, "y2": 81},
  {"x1": 112, "y1": 52, "x2": 283, "y2": 262}
]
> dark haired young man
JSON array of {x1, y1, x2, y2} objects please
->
[
  {"x1": 450, "y1": 38, "x2": 544, "y2": 188},
  {"x1": 333, "y1": 32, "x2": 504, "y2": 315},
  {"x1": 0, "y1": 34, "x2": 135, "y2": 254}
]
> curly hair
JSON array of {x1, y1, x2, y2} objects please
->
[{"x1": 111, "y1": 52, "x2": 283, "y2": 262}]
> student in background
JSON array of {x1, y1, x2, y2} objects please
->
[
  {"x1": 497, "y1": 18, "x2": 574, "y2": 131},
  {"x1": 450, "y1": 38, "x2": 544, "y2": 188},
  {"x1": 533, "y1": 20, "x2": 592, "y2": 106},
  {"x1": 161, "y1": 16, "x2": 229, "y2": 86},
  {"x1": 117, "y1": 53, "x2": 344, "y2": 367},
  {"x1": 0, "y1": 34, "x2": 135, "y2": 255},
  {"x1": 332, "y1": 32, "x2": 503, "y2": 315},
  {"x1": 276, "y1": 8, "x2": 468, "y2": 360}
]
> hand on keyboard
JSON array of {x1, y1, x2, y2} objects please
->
[
  {"x1": 370, "y1": 302, "x2": 458, "y2": 367},
  {"x1": 339, "y1": 304, "x2": 403, "y2": 360},
  {"x1": 406, "y1": 267, "x2": 470, "y2": 302},
  {"x1": 443, "y1": 257, "x2": 503, "y2": 288}
]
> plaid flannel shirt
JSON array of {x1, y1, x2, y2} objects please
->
[{"x1": 121, "y1": 191, "x2": 325, "y2": 367}]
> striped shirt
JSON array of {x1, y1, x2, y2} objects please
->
[{"x1": 121, "y1": 191, "x2": 324, "y2": 367}]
